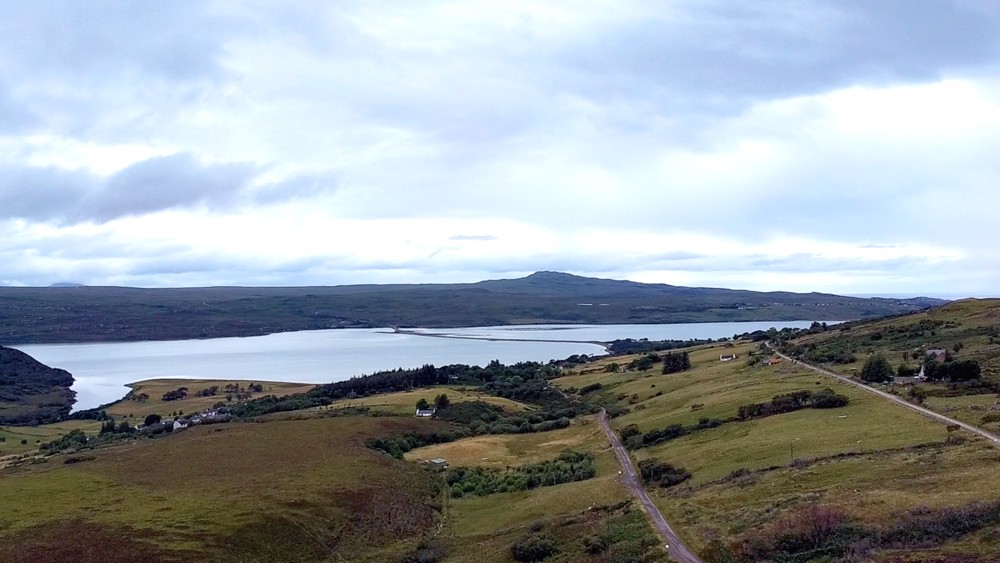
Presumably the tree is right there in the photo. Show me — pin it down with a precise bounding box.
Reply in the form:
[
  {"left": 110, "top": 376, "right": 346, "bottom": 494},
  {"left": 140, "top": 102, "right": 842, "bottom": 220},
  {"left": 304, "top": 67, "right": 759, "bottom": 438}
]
[
  {"left": 860, "top": 353, "right": 893, "bottom": 383},
  {"left": 662, "top": 351, "right": 691, "bottom": 374},
  {"left": 416, "top": 398, "right": 430, "bottom": 411},
  {"left": 143, "top": 413, "right": 162, "bottom": 427},
  {"left": 434, "top": 393, "right": 450, "bottom": 409}
]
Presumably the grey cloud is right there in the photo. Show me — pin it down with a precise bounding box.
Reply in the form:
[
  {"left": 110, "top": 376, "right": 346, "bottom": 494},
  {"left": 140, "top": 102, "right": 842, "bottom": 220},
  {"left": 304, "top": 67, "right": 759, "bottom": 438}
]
[
  {"left": 0, "top": 154, "right": 257, "bottom": 223},
  {"left": 86, "top": 154, "right": 256, "bottom": 222},
  {"left": 555, "top": 1, "right": 1000, "bottom": 115},
  {"left": 0, "top": 1, "right": 233, "bottom": 82},
  {"left": 251, "top": 173, "right": 340, "bottom": 205}
]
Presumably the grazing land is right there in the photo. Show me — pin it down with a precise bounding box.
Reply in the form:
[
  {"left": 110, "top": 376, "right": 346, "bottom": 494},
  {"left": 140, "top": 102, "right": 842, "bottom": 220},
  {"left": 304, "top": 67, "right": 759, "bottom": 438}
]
[
  {"left": 549, "top": 313, "right": 1000, "bottom": 562},
  {"left": 0, "top": 416, "right": 450, "bottom": 563},
  {"left": 0, "top": 271, "right": 942, "bottom": 343},
  {"left": 102, "top": 378, "right": 316, "bottom": 427},
  {"left": 331, "top": 386, "right": 531, "bottom": 416}
]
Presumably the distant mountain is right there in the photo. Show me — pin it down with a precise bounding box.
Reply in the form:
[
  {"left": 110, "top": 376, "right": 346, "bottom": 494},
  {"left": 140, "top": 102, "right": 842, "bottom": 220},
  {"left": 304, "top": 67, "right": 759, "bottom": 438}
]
[
  {"left": 0, "top": 272, "right": 947, "bottom": 344},
  {"left": 48, "top": 282, "right": 86, "bottom": 288}
]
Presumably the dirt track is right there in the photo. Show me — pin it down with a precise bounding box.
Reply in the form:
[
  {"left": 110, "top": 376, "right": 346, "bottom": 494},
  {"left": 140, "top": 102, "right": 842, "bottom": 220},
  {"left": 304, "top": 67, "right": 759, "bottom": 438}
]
[{"left": 598, "top": 409, "right": 702, "bottom": 563}]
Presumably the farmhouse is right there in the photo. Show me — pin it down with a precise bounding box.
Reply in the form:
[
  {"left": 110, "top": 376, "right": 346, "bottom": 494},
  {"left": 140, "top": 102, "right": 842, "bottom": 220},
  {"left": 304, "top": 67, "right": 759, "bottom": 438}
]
[
  {"left": 764, "top": 357, "right": 782, "bottom": 366},
  {"left": 926, "top": 349, "right": 949, "bottom": 362},
  {"left": 428, "top": 458, "right": 448, "bottom": 470},
  {"left": 415, "top": 408, "right": 436, "bottom": 417},
  {"left": 720, "top": 354, "right": 737, "bottom": 362}
]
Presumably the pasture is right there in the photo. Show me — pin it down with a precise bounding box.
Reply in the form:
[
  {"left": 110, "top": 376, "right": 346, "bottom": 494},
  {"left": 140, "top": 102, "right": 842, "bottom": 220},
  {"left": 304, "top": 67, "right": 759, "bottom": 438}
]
[{"left": 0, "top": 416, "right": 449, "bottom": 562}]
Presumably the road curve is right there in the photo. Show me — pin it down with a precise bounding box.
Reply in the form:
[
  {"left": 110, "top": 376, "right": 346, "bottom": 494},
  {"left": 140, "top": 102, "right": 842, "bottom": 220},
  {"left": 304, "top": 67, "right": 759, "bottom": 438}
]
[
  {"left": 598, "top": 409, "right": 703, "bottom": 563},
  {"left": 767, "top": 344, "right": 1000, "bottom": 448}
]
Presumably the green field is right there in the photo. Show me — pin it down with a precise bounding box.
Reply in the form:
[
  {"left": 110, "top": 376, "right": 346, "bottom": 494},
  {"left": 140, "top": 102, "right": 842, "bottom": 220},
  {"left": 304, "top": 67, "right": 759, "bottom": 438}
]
[{"left": 328, "top": 385, "right": 531, "bottom": 416}]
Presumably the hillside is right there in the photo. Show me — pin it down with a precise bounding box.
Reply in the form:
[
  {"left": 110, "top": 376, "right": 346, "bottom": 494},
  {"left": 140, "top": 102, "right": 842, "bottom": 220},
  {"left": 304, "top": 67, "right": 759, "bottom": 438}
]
[
  {"left": 0, "top": 272, "right": 944, "bottom": 344},
  {"left": 779, "top": 298, "right": 1000, "bottom": 432},
  {"left": 553, "top": 339, "right": 1000, "bottom": 561},
  {"left": 0, "top": 346, "right": 74, "bottom": 425}
]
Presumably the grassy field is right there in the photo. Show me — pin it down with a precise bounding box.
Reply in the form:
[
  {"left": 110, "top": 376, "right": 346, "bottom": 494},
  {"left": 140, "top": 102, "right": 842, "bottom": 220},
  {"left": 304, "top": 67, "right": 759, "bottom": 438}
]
[
  {"left": 0, "top": 420, "right": 101, "bottom": 457},
  {"left": 409, "top": 413, "right": 666, "bottom": 562},
  {"left": 0, "top": 416, "right": 450, "bottom": 562},
  {"left": 327, "top": 385, "right": 531, "bottom": 416},
  {"left": 405, "top": 414, "right": 606, "bottom": 467},
  {"left": 103, "top": 378, "right": 315, "bottom": 425}
]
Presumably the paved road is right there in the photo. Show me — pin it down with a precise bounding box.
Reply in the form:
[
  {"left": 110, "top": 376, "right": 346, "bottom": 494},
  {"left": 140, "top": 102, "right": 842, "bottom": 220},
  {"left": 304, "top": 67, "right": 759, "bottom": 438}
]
[
  {"left": 598, "top": 409, "right": 703, "bottom": 563},
  {"left": 767, "top": 345, "right": 1000, "bottom": 448}
]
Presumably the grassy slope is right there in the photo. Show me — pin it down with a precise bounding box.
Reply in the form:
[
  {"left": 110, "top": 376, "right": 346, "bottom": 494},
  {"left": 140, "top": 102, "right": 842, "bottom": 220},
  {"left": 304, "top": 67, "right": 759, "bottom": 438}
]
[
  {"left": 330, "top": 385, "right": 530, "bottom": 416},
  {"left": 413, "top": 416, "right": 666, "bottom": 562},
  {"left": 790, "top": 299, "right": 1000, "bottom": 429},
  {"left": 104, "top": 378, "right": 315, "bottom": 425},
  {"left": 0, "top": 416, "right": 449, "bottom": 563},
  {"left": 552, "top": 339, "right": 1000, "bottom": 560}
]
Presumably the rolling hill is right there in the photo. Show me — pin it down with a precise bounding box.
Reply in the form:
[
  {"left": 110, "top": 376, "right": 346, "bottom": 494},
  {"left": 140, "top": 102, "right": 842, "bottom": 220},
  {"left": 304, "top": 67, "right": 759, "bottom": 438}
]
[{"left": 0, "top": 271, "right": 944, "bottom": 344}]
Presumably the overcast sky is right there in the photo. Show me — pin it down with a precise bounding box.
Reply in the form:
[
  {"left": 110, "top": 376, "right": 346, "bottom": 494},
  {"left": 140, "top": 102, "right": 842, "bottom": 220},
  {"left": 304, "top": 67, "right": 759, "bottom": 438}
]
[{"left": 2, "top": 1, "right": 998, "bottom": 296}]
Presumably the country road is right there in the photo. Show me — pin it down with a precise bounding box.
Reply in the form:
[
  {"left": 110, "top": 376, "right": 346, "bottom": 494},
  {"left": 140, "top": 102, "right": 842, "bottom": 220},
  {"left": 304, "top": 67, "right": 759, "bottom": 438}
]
[
  {"left": 598, "top": 409, "right": 703, "bottom": 563},
  {"left": 767, "top": 345, "right": 1000, "bottom": 448}
]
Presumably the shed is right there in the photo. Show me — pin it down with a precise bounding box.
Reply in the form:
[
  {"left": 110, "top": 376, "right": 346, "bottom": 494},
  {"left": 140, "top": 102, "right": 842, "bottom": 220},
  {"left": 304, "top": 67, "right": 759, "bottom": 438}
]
[{"left": 428, "top": 458, "right": 448, "bottom": 470}]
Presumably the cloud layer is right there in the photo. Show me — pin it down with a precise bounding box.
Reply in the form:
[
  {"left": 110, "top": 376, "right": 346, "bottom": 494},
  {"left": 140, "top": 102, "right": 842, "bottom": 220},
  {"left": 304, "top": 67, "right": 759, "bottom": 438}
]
[{"left": 1, "top": 1, "right": 998, "bottom": 296}]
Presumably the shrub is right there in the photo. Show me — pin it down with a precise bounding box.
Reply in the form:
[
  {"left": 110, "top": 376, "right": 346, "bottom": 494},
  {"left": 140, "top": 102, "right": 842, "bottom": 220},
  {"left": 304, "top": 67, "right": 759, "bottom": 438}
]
[{"left": 511, "top": 533, "right": 558, "bottom": 562}]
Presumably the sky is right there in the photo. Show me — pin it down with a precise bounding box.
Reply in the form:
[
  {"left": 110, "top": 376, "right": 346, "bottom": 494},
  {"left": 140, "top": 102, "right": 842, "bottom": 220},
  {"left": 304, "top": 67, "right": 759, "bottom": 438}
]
[{"left": 1, "top": 1, "right": 999, "bottom": 297}]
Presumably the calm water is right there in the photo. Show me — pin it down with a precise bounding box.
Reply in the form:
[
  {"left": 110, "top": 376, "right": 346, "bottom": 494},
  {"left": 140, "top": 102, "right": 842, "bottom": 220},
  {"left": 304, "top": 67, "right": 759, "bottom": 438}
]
[{"left": 14, "top": 321, "right": 819, "bottom": 411}]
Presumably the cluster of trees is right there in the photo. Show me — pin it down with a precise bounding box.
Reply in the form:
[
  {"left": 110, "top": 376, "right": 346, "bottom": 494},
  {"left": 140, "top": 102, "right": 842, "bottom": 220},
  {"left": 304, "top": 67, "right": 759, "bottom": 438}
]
[
  {"left": 446, "top": 451, "right": 595, "bottom": 498},
  {"left": 367, "top": 430, "right": 468, "bottom": 459},
  {"left": 737, "top": 389, "right": 849, "bottom": 420},
  {"left": 626, "top": 353, "right": 660, "bottom": 371},
  {"left": 39, "top": 428, "right": 88, "bottom": 452},
  {"left": 606, "top": 338, "right": 715, "bottom": 355},
  {"left": 620, "top": 417, "right": 722, "bottom": 449},
  {"left": 661, "top": 351, "right": 691, "bottom": 374},
  {"left": 923, "top": 358, "right": 982, "bottom": 382},
  {"left": 227, "top": 394, "right": 332, "bottom": 418},
  {"left": 415, "top": 394, "right": 450, "bottom": 411},
  {"left": 863, "top": 352, "right": 983, "bottom": 384},
  {"left": 196, "top": 386, "right": 220, "bottom": 397},
  {"left": 510, "top": 533, "right": 558, "bottom": 562},
  {"left": 637, "top": 458, "right": 692, "bottom": 488},
  {"left": 161, "top": 387, "right": 188, "bottom": 401},
  {"left": 99, "top": 419, "right": 137, "bottom": 435}
]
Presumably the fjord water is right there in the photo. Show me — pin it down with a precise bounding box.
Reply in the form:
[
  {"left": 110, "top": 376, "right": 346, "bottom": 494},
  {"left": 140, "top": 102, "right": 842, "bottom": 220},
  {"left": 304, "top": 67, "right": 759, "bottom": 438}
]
[{"left": 15, "top": 321, "right": 818, "bottom": 411}]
